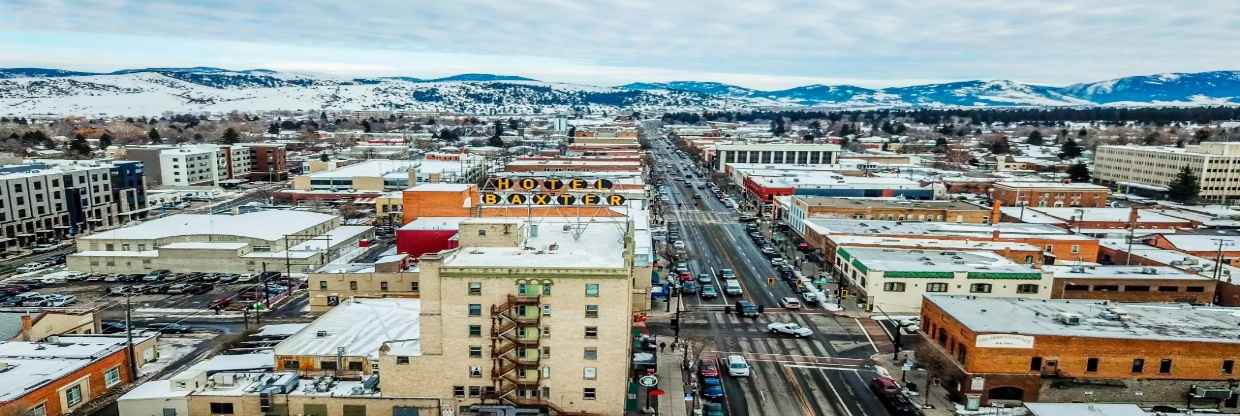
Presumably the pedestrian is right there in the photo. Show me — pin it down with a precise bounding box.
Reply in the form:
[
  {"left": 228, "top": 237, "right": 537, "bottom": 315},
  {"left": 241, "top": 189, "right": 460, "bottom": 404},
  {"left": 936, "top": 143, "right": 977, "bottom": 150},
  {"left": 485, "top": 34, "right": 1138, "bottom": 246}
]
[{"left": 659, "top": 342, "right": 667, "bottom": 352}]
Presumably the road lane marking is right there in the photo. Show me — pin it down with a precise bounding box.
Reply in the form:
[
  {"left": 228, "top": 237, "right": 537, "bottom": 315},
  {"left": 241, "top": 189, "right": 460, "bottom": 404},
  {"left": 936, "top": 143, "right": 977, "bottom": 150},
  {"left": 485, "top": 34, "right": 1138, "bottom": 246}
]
[
  {"left": 781, "top": 364, "right": 817, "bottom": 416},
  {"left": 854, "top": 318, "right": 879, "bottom": 353},
  {"left": 820, "top": 368, "right": 855, "bottom": 416}
]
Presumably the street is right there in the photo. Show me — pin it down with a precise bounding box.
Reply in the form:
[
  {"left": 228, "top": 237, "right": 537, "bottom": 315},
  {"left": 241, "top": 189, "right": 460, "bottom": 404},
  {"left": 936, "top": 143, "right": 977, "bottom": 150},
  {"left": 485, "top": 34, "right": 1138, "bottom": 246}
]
[{"left": 649, "top": 137, "right": 896, "bottom": 416}]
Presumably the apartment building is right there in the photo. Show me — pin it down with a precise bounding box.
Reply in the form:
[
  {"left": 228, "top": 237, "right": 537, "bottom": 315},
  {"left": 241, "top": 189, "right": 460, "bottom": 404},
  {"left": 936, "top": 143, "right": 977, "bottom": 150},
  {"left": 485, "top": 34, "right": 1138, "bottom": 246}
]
[
  {"left": 833, "top": 247, "right": 1052, "bottom": 313},
  {"left": 710, "top": 142, "right": 841, "bottom": 172},
  {"left": 918, "top": 295, "right": 1240, "bottom": 409},
  {"left": 124, "top": 143, "right": 288, "bottom": 187},
  {"left": 1096, "top": 142, "right": 1240, "bottom": 203},
  {"left": 0, "top": 161, "right": 147, "bottom": 251}
]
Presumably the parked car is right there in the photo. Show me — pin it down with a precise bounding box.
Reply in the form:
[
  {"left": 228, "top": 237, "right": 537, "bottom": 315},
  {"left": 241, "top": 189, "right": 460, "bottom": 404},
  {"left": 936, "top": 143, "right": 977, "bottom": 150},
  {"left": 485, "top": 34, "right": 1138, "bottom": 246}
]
[
  {"left": 147, "top": 323, "right": 192, "bottom": 334},
  {"left": 701, "top": 377, "right": 725, "bottom": 400},
  {"left": 166, "top": 284, "right": 193, "bottom": 295},
  {"left": 44, "top": 294, "right": 77, "bottom": 307},
  {"left": 725, "top": 355, "right": 751, "bottom": 377},
  {"left": 768, "top": 322, "right": 814, "bottom": 338},
  {"left": 31, "top": 243, "right": 62, "bottom": 253},
  {"left": 681, "top": 280, "right": 698, "bottom": 294},
  {"left": 703, "top": 403, "right": 725, "bottom": 416},
  {"left": 142, "top": 269, "right": 170, "bottom": 282},
  {"left": 699, "top": 357, "right": 720, "bottom": 378},
  {"left": 15, "top": 263, "right": 44, "bottom": 273},
  {"left": 100, "top": 321, "right": 128, "bottom": 334}
]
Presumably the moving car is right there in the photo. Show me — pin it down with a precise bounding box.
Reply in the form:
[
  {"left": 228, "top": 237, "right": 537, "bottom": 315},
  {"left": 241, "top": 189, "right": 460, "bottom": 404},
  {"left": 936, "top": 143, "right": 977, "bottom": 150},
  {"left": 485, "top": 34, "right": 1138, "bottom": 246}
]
[
  {"left": 718, "top": 268, "right": 735, "bottom": 279},
  {"left": 778, "top": 297, "right": 802, "bottom": 309},
  {"left": 696, "top": 273, "right": 712, "bottom": 284},
  {"left": 768, "top": 322, "right": 814, "bottom": 338},
  {"left": 699, "top": 284, "right": 719, "bottom": 299},
  {"left": 725, "top": 355, "right": 751, "bottom": 377},
  {"left": 723, "top": 280, "right": 744, "bottom": 297},
  {"left": 681, "top": 280, "right": 698, "bottom": 294},
  {"left": 734, "top": 300, "right": 758, "bottom": 317}
]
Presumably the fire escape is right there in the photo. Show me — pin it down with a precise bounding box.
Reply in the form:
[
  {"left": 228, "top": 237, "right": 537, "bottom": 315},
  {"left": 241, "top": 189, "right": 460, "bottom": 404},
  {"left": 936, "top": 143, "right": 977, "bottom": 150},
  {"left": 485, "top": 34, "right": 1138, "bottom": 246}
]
[{"left": 489, "top": 294, "right": 587, "bottom": 415}]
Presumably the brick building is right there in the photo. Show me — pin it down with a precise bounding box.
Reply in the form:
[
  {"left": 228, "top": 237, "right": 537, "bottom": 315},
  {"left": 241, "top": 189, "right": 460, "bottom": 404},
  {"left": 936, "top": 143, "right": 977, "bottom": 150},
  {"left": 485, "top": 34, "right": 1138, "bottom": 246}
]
[
  {"left": 789, "top": 197, "right": 990, "bottom": 224},
  {"left": 0, "top": 335, "right": 155, "bottom": 416},
  {"left": 991, "top": 182, "right": 1110, "bottom": 208},
  {"left": 1048, "top": 265, "right": 1218, "bottom": 304},
  {"left": 917, "top": 295, "right": 1240, "bottom": 410}
]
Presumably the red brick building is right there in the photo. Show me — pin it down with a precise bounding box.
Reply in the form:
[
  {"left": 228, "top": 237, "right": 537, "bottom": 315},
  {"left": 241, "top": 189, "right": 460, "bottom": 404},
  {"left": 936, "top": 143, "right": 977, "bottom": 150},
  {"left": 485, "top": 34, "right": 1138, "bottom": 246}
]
[
  {"left": 246, "top": 143, "right": 289, "bottom": 182},
  {"left": 0, "top": 335, "right": 155, "bottom": 416},
  {"left": 1048, "top": 265, "right": 1217, "bottom": 304},
  {"left": 918, "top": 295, "right": 1240, "bottom": 410},
  {"left": 991, "top": 182, "right": 1110, "bottom": 208}
]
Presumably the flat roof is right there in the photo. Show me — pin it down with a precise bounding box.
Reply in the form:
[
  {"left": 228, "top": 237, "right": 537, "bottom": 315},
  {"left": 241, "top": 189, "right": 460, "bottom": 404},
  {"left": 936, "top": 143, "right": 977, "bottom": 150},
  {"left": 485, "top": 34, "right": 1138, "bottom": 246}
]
[
  {"left": 1025, "top": 403, "right": 1148, "bottom": 416},
  {"left": 274, "top": 298, "right": 420, "bottom": 359},
  {"left": 82, "top": 210, "right": 336, "bottom": 242},
  {"left": 1156, "top": 234, "right": 1240, "bottom": 251},
  {"left": 160, "top": 242, "right": 249, "bottom": 250},
  {"left": 399, "top": 217, "right": 469, "bottom": 231},
  {"left": 830, "top": 236, "right": 1039, "bottom": 252},
  {"left": 994, "top": 181, "right": 1109, "bottom": 190},
  {"left": 1026, "top": 207, "right": 1190, "bottom": 224},
  {"left": 804, "top": 218, "right": 1086, "bottom": 240},
  {"left": 406, "top": 183, "right": 472, "bottom": 192},
  {"left": 307, "top": 160, "right": 419, "bottom": 179},
  {"left": 843, "top": 247, "right": 1037, "bottom": 274},
  {"left": 0, "top": 336, "right": 142, "bottom": 401},
  {"left": 443, "top": 217, "right": 628, "bottom": 269},
  {"left": 1046, "top": 265, "right": 1211, "bottom": 281},
  {"left": 926, "top": 294, "right": 1240, "bottom": 344},
  {"left": 750, "top": 174, "right": 926, "bottom": 190},
  {"left": 798, "top": 197, "right": 984, "bottom": 210}
]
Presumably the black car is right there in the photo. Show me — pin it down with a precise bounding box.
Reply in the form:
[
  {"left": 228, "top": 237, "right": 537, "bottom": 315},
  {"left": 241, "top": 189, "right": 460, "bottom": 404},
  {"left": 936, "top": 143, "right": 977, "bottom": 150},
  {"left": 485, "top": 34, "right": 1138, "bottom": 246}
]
[
  {"left": 147, "top": 323, "right": 193, "bottom": 334},
  {"left": 101, "top": 320, "right": 128, "bottom": 334}
]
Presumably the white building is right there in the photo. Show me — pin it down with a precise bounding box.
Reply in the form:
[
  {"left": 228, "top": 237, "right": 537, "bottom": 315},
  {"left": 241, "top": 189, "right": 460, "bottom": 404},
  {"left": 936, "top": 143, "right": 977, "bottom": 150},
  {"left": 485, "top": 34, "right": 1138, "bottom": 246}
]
[
  {"left": 710, "top": 142, "right": 841, "bottom": 172},
  {"left": 1095, "top": 142, "right": 1240, "bottom": 203},
  {"left": 833, "top": 247, "right": 1052, "bottom": 314}
]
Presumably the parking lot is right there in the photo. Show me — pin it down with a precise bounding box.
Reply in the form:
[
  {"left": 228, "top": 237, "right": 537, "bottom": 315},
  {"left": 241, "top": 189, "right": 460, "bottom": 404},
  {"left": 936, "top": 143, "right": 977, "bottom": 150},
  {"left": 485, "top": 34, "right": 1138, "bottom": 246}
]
[{"left": 0, "top": 267, "right": 300, "bottom": 312}]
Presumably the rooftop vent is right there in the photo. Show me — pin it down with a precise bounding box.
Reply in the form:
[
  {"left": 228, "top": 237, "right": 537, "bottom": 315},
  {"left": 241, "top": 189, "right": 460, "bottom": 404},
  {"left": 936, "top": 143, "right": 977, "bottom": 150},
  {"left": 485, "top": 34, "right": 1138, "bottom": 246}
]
[
  {"left": 1055, "top": 313, "right": 1082, "bottom": 326},
  {"left": 1141, "top": 267, "right": 1158, "bottom": 275},
  {"left": 315, "top": 330, "right": 329, "bottom": 337}
]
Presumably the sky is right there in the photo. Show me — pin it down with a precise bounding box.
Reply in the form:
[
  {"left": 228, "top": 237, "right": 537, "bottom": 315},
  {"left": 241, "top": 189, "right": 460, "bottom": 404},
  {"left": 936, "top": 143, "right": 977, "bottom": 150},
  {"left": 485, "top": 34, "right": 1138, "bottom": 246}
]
[{"left": 2, "top": 0, "right": 1239, "bottom": 89}]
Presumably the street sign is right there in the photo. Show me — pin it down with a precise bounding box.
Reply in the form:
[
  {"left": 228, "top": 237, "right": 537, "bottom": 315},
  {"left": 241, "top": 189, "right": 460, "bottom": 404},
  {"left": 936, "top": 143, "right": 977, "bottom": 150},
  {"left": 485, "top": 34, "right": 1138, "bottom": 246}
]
[{"left": 639, "top": 375, "right": 659, "bottom": 388}]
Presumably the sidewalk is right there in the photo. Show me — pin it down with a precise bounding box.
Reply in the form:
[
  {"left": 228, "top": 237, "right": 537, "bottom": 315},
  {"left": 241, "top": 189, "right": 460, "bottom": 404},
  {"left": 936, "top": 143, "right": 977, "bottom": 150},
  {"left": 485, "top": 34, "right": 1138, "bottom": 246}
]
[
  {"left": 654, "top": 344, "right": 692, "bottom": 416},
  {"left": 872, "top": 351, "right": 958, "bottom": 416}
]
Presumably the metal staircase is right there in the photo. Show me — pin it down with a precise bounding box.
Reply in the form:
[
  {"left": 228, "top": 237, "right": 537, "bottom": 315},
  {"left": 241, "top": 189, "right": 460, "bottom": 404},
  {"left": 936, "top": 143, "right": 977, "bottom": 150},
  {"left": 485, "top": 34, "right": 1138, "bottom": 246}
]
[{"left": 488, "top": 294, "right": 589, "bottom": 415}]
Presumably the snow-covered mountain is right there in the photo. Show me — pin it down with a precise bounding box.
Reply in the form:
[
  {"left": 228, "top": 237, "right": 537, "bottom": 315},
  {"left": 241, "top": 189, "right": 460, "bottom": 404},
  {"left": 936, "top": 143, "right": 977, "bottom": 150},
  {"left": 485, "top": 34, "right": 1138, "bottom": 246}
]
[{"left": 2, "top": 67, "right": 1240, "bottom": 116}]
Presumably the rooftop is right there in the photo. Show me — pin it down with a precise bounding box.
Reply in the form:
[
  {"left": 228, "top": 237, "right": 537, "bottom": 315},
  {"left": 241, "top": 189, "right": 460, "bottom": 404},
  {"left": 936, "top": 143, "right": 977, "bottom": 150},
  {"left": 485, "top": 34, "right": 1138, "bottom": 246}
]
[
  {"left": 1155, "top": 234, "right": 1240, "bottom": 251},
  {"left": 829, "top": 236, "right": 1040, "bottom": 253},
  {"left": 306, "top": 160, "right": 419, "bottom": 179},
  {"left": 1046, "top": 265, "right": 1211, "bottom": 281},
  {"left": 843, "top": 247, "right": 1038, "bottom": 274},
  {"left": 82, "top": 210, "right": 336, "bottom": 242},
  {"left": 994, "top": 181, "right": 1109, "bottom": 190},
  {"left": 274, "top": 298, "right": 420, "bottom": 359},
  {"left": 0, "top": 335, "right": 146, "bottom": 402},
  {"left": 804, "top": 218, "right": 1085, "bottom": 240},
  {"left": 443, "top": 217, "right": 629, "bottom": 270},
  {"left": 927, "top": 294, "right": 1240, "bottom": 344},
  {"left": 797, "top": 197, "right": 984, "bottom": 210},
  {"left": 406, "top": 183, "right": 472, "bottom": 192}
]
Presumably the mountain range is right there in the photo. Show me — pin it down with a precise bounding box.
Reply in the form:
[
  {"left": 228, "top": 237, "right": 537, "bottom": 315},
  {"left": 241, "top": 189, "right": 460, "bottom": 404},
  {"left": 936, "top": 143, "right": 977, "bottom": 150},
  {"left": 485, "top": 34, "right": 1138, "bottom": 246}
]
[{"left": 1, "top": 67, "right": 1239, "bottom": 116}]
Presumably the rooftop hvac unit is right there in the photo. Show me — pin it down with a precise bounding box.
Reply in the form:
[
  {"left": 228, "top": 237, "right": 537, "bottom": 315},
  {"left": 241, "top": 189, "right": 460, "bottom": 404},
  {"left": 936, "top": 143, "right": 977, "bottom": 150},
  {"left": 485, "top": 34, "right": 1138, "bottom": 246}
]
[
  {"left": 1055, "top": 313, "right": 1082, "bottom": 326},
  {"left": 1142, "top": 267, "right": 1159, "bottom": 275},
  {"left": 1194, "top": 386, "right": 1234, "bottom": 400},
  {"left": 316, "top": 330, "right": 329, "bottom": 337}
]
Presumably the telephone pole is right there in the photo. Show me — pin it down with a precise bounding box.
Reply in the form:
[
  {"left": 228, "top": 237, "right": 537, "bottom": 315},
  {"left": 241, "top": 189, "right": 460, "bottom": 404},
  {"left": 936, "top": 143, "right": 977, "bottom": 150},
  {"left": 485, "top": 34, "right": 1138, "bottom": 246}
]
[{"left": 124, "top": 289, "right": 138, "bottom": 378}]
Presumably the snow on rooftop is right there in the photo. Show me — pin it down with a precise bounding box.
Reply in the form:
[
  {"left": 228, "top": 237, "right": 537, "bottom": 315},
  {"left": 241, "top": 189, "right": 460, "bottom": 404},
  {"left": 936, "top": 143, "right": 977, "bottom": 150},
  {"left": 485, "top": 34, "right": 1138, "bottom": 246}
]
[
  {"left": 927, "top": 294, "right": 1240, "bottom": 344},
  {"left": 82, "top": 210, "right": 336, "bottom": 242},
  {"left": 274, "top": 298, "right": 420, "bottom": 359},
  {"left": 1046, "top": 265, "right": 1209, "bottom": 281},
  {"left": 307, "top": 160, "right": 419, "bottom": 179},
  {"left": 844, "top": 247, "right": 1036, "bottom": 274},
  {"left": 160, "top": 242, "right": 249, "bottom": 250},
  {"left": 399, "top": 217, "right": 469, "bottom": 231},
  {"left": 407, "top": 183, "right": 472, "bottom": 192},
  {"left": 830, "top": 235, "right": 1039, "bottom": 252},
  {"left": 443, "top": 217, "right": 628, "bottom": 269},
  {"left": 1025, "top": 403, "right": 1149, "bottom": 416},
  {"left": 255, "top": 323, "right": 309, "bottom": 338},
  {"left": 1157, "top": 234, "right": 1240, "bottom": 251}
]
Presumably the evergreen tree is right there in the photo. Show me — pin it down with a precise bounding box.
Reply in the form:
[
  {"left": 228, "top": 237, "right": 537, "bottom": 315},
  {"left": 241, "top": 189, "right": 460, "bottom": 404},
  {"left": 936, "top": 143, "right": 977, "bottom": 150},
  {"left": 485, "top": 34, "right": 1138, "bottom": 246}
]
[
  {"left": 566, "top": 126, "right": 576, "bottom": 139},
  {"left": 68, "top": 134, "right": 92, "bottom": 156},
  {"left": 1077, "top": 127, "right": 1088, "bottom": 138},
  {"left": 361, "top": 120, "right": 372, "bottom": 133},
  {"left": 1027, "top": 130, "right": 1044, "bottom": 146},
  {"left": 267, "top": 123, "right": 280, "bottom": 135},
  {"left": 989, "top": 136, "right": 1011, "bottom": 154},
  {"left": 933, "top": 137, "right": 948, "bottom": 153},
  {"left": 1067, "top": 162, "right": 1091, "bottom": 182},
  {"left": 438, "top": 128, "right": 459, "bottom": 142},
  {"left": 1143, "top": 132, "right": 1160, "bottom": 145},
  {"left": 1194, "top": 128, "right": 1212, "bottom": 142},
  {"left": 487, "top": 135, "right": 504, "bottom": 147},
  {"left": 1167, "top": 166, "right": 1200, "bottom": 204},
  {"left": 98, "top": 133, "right": 113, "bottom": 149},
  {"left": 770, "top": 118, "right": 786, "bottom": 136},
  {"left": 222, "top": 127, "right": 241, "bottom": 145},
  {"left": 1058, "top": 138, "right": 1083, "bottom": 159},
  {"left": 147, "top": 128, "right": 161, "bottom": 144}
]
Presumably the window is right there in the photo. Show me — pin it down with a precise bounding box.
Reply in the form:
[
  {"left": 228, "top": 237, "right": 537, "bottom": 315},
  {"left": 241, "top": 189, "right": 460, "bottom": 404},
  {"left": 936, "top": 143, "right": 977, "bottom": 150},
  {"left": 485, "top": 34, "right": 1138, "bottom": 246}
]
[
  {"left": 342, "top": 405, "right": 366, "bottom": 416},
  {"left": 1224, "top": 360, "right": 1235, "bottom": 375},
  {"left": 468, "top": 282, "right": 482, "bottom": 296},
  {"left": 542, "top": 304, "right": 552, "bottom": 316},
  {"left": 28, "top": 403, "right": 45, "bottom": 416},
  {"left": 209, "top": 403, "right": 235, "bottom": 415},
  {"left": 585, "top": 283, "right": 599, "bottom": 297},
  {"left": 543, "top": 326, "right": 551, "bottom": 337},
  {"left": 585, "top": 326, "right": 598, "bottom": 338},
  {"left": 583, "top": 388, "right": 597, "bottom": 400},
  {"left": 1086, "top": 358, "right": 1100, "bottom": 372},
  {"left": 349, "top": 281, "right": 358, "bottom": 290},
  {"left": 584, "top": 347, "right": 598, "bottom": 360},
  {"left": 319, "top": 281, "right": 327, "bottom": 290},
  {"left": 584, "top": 367, "right": 597, "bottom": 380},
  {"left": 320, "top": 361, "right": 338, "bottom": 370},
  {"left": 469, "top": 325, "right": 482, "bottom": 337},
  {"left": 1070, "top": 245, "right": 1080, "bottom": 254},
  {"left": 105, "top": 366, "right": 122, "bottom": 387},
  {"left": 1186, "top": 286, "right": 1205, "bottom": 292},
  {"left": 411, "top": 282, "right": 419, "bottom": 292},
  {"left": 478, "top": 229, "right": 487, "bottom": 236},
  {"left": 453, "top": 386, "right": 465, "bottom": 397},
  {"left": 882, "top": 282, "right": 906, "bottom": 292},
  {"left": 1132, "top": 358, "right": 1145, "bottom": 373},
  {"left": 1016, "top": 284, "right": 1039, "bottom": 294},
  {"left": 1064, "top": 284, "right": 1089, "bottom": 291},
  {"left": 380, "top": 282, "right": 389, "bottom": 291},
  {"left": 284, "top": 360, "right": 300, "bottom": 369},
  {"left": 1159, "top": 359, "right": 1173, "bottom": 374},
  {"left": 1157, "top": 286, "right": 1179, "bottom": 292},
  {"left": 1092, "top": 285, "right": 1119, "bottom": 292},
  {"left": 969, "top": 283, "right": 992, "bottom": 293},
  {"left": 1125, "top": 285, "right": 1150, "bottom": 292},
  {"left": 469, "top": 366, "right": 482, "bottom": 378},
  {"left": 468, "top": 386, "right": 482, "bottom": 398},
  {"left": 469, "top": 346, "right": 483, "bottom": 358},
  {"left": 468, "top": 304, "right": 482, "bottom": 316},
  {"left": 66, "top": 384, "right": 83, "bottom": 407},
  {"left": 1030, "top": 357, "right": 1042, "bottom": 372},
  {"left": 926, "top": 283, "right": 948, "bottom": 293},
  {"left": 162, "top": 408, "right": 176, "bottom": 416},
  {"left": 543, "top": 346, "right": 551, "bottom": 357},
  {"left": 585, "top": 305, "right": 599, "bottom": 318},
  {"left": 396, "top": 356, "right": 409, "bottom": 365},
  {"left": 542, "top": 284, "right": 552, "bottom": 296}
]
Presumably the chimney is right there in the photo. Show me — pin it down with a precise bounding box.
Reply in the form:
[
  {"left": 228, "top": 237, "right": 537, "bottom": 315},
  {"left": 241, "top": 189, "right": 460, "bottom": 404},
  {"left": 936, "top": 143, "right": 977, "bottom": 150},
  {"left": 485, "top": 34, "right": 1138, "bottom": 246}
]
[
  {"left": 1129, "top": 207, "right": 1139, "bottom": 227},
  {"left": 990, "top": 200, "right": 1002, "bottom": 224},
  {"left": 991, "top": 229, "right": 1000, "bottom": 242}
]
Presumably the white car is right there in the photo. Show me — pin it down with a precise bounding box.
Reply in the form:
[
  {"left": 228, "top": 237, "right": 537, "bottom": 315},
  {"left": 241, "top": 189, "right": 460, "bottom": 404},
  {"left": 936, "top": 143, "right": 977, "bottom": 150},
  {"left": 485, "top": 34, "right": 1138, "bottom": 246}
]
[
  {"left": 767, "top": 322, "right": 814, "bottom": 338},
  {"left": 15, "top": 263, "right": 44, "bottom": 273},
  {"left": 778, "top": 297, "right": 802, "bottom": 309},
  {"left": 725, "top": 354, "right": 751, "bottom": 377}
]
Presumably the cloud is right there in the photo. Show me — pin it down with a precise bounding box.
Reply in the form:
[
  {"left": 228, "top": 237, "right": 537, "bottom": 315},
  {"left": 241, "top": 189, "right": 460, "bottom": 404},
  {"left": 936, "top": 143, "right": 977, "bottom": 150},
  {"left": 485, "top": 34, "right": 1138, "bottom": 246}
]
[{"left": 2, "top": 0, "right": 1239, "bottom": 88}]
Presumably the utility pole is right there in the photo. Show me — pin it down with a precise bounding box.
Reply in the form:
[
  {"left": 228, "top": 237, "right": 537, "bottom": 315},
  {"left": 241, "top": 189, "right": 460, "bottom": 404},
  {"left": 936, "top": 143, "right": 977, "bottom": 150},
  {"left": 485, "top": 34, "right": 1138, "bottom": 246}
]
[
  {"left": 1212, "top": 238, "right": 1234, "bottom": 280},
  {"left": 124, "top": 288, "right": 138, "bottom": 379}
]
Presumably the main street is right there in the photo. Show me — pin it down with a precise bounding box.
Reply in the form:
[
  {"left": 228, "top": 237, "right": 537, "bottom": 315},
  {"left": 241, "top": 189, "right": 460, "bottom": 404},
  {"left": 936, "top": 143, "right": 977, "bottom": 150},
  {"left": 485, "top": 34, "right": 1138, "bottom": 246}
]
[{"left": 649, "top": 137, "right": 896, "bottom": 416}]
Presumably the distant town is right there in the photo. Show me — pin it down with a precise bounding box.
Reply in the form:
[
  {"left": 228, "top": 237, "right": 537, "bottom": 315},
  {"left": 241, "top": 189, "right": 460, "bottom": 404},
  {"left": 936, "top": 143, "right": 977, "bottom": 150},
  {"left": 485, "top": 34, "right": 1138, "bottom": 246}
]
[{"left": 0, "top": 103, "right": 1239, "bottom": 416}]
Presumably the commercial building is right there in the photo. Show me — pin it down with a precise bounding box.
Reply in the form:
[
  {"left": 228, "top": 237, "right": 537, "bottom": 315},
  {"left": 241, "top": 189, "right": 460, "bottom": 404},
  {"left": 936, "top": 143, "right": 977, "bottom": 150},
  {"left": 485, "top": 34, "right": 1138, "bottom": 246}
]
[
  {"left": 990, "top": 181, "right": 1110, "bottom": 208},
  {"left": 833, "top": 247, "right": 1051, "bottom": 313},
  {"left": 1047, "top": 265, "right": 1217, "bottom": 304},
  {"left": 275, "top": 298, "right": 421, "bottom": 378},
  {"left": 918, "top": 295, "right": 1240, "bottom": 410},
  {"left": 1146, "top": 234, "right": 1240, "bottom": 265},
  {"left": 0, "top": 334, "right": 156, "bottom": 416},
  {"left": 0, "top": 160, "right": 150, "bottom": 252},
  {"left": 67, "top": 210, "right": 373, "bottom": 274},
  {"left": 709, "top": 142, "right": 841, "bottom": 172},
  {"left": 309, "top": 254, "right": 419, "bottom": 312},
  {"left": 292, "top": 160, "right": 420, "bottom": 192},
  {"left": 788, "top": 197, "right": 989, "bottom": 226},
  {"left": 1096, "top": 142, "right": 1240, "bottom": 203},
  {"left": 800, "top": 219, "right": 1100, "bottom": 266}
]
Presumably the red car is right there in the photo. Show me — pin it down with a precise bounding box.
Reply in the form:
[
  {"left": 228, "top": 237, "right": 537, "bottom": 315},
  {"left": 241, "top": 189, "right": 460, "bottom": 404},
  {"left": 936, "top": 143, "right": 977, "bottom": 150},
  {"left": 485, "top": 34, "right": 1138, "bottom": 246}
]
[
  {"left": 679, "top": 272, "right": 693, "bottom": 282},
  {"left": 699, "top": 357, "right": 720, "bottom": 378}
]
